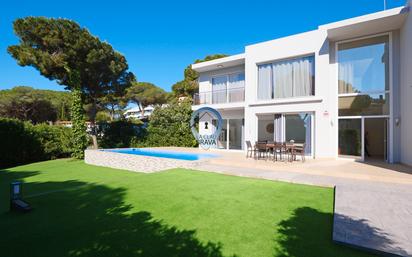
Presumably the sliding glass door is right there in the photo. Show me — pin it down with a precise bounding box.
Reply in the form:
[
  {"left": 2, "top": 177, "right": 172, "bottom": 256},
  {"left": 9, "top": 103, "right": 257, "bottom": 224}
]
[
  {"left": 285, "top": 114, "right": 312, "bottom": 155},
  {"left": 338, "top": 119, "right": 361, "bottom": 158},
  {"left": 213, "top": 118, "right": 243, "bottom": 150},
  {"left": 229, "top": 119, "right": 243, "bottom": 149},
  {"left": 257, "top": 113, "right": 313, "bottom": 156}
]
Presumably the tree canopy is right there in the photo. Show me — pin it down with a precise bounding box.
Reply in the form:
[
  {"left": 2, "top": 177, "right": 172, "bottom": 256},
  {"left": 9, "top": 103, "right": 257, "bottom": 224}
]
[
  {"left": 126, "top": 82, "right": 168, "bottom": 109},
  {"left": 7, "top": 17, "right": 135, "bottom": 123},
  {"left": 172, "top": 54, "right": 227, "bottom": 97},
  {"left": 0, "top": 86, "right": 71, "bottom": 123}
]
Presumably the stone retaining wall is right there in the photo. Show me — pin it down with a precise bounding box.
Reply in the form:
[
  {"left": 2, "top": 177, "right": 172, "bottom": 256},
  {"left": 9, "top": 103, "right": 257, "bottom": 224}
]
[{"left": 85, "top": 149, "right": 207, "bottom": 173}]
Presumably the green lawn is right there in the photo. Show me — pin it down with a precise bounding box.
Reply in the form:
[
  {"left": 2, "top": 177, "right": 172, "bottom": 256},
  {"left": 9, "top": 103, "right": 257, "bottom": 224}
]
[{"left": 0, "top": 159, "right": 375, "bottom": 257}]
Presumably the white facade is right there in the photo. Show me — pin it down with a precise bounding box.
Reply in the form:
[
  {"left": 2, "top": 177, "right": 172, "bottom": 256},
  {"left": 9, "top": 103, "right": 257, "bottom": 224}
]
[
  {"left": 124, "top": 106, "right": 155, "bottom": 120},
  {"left": 192, "top": 2, "right": 412, "bottom": 164}
]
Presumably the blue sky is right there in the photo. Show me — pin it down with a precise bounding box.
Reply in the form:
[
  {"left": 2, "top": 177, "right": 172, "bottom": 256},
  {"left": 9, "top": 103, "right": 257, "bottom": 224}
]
[{"left": 0, "top": 0, "right": 404, "bottom": 92}]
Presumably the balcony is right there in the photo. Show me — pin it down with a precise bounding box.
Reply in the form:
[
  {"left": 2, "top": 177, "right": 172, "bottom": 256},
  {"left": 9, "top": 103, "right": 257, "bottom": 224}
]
[{"left": 193, "top": 87, "right": 245, "bottom": 105}]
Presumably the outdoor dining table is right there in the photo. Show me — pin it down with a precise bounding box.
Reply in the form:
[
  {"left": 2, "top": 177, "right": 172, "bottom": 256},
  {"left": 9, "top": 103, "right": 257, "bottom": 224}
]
[{"left": 265, "top": 142, "right": 296, "bottom": 162}]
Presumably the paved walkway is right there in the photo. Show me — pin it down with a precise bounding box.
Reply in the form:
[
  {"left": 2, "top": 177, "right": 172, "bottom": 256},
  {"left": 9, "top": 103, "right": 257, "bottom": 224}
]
[{"left": 194, "top": 163, "right": 412, "bottom": 257}]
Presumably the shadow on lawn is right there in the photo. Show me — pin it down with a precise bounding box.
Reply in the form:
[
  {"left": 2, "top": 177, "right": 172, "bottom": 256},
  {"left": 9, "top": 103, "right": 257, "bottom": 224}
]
[
  {"left": 0, "top": 170, "right": 232, "bottom": 257},
  {"left": 274, "top": 207, "right": 398, "bottom": 257}
]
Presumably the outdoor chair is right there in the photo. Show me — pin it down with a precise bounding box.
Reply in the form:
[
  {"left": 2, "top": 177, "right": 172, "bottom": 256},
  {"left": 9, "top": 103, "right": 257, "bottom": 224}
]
[
  {"left": 272, "top": 142, "right": 285, "bottom": 161},
  {"left": 246, "top": 140, "right": 257, "bottom": 158},
  {"left": 266, "top": 140, "right": 274, "bottom": 154},
  {"left": 285, "top": 142, "right": 295, "bottom": 162},
  {"left": 255, "top": 141, "right": 269, "bottom": 160},
  {"left": 293, "top": 143, "right": 306, "bottom": 162}
]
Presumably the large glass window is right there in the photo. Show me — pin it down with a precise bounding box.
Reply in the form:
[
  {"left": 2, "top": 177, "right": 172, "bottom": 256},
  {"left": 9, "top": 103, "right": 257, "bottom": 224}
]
[
  {"left": 339, "top": 119, "right": 361, "bottom": 157},
  {"left": 338, "top": 93, "right": 389, "bottom": 116},
  {"left": 257, "top": 113, "right": 312, "bottom": 155},
  {"left": 338, "top": 35, "right": 390, "bottom": 117},
  {"left": 212, "top": 75, "right": 227, "bottom": 104},
  {"left": 211, "top": 73, "right": 245, "bottom": 104},
  {"left": 257, "top": 56, "right": 315, "bottom": 100},
  {"left": 228, "top": 73, "right": 245, "bottom": 103},
  {"left": 212, "top": 119, "right": 227, "bottom": 149},
  {"left": 338, "top": 35, "right": 389, "bottom": 94},
  {"left": 229, "top": 119, "right": 243, "bottom": 149},
  {"left": 285, "top": 114, "right": 312, "bottom": 155}
]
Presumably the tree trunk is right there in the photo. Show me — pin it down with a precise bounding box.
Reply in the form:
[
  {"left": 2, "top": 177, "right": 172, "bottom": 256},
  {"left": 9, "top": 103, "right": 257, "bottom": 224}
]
[
  {"left": 139, "top": 102, "right": 145, "bottom": 117},
  {"left": 110, "top": 104, "right": 115, "bottom": 121},
  {"left": 89, "top": 100, "right": 98, "bottom": 149}
]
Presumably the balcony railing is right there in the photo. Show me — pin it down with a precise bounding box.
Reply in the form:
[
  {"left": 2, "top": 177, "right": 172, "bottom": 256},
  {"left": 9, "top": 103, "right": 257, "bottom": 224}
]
[{"left": 193, "top": 87, "right": 245, "bottom": 105}]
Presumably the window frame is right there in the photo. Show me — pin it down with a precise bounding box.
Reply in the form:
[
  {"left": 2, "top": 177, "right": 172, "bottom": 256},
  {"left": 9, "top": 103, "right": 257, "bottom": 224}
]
[
  {"left": 337, "top": 34, "right": 390, "bottom": 97},
  {"left": 335, "top": 32, "right": 393, "bottom": 162},
  {"left": 210, "top": 71, "right": 245, "bottom": 103},
  {"left": 256, "top": 54, "right": 316, "bottom": 101}
]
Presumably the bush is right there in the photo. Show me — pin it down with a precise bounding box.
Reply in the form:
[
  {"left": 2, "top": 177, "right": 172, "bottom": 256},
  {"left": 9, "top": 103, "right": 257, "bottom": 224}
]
[
  {"left": 97, "top": 120, "right": 144, "bottom": 148},
  {"left": 33, "top": 123, "right": 74, "bottom": 159},
  {"left": 0, "top": 118, "right": 43, "bottom": 168},
  {"left": 133, "top": 99, "right": 197, "bottom": 148},
  {"left": 0, "top": 118, "right": 74, "bottom": 169}
]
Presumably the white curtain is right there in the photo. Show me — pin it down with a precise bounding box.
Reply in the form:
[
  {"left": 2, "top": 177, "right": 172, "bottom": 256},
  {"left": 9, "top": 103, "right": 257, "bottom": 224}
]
[
  {"left": 338, "top": 62, "right": 355, "bottom": 94},
  {"left": 229, "top": 73, "right": 245, "bottom": 102},
  {"left": 293, "top": 58, "right": 313, "bottom": 97},
  {"left": 304, "top": 114, "right": 311, "bottom": 154},
  {"left": 258, "top": 56, "right": 314, "bottom": 99},
  {"left": 212, "top": 76, "right": 227, "bottom": 104},
  {"left": 273, "top": 60, "right": 293, "bottom": 98},
  {"left": 274, "top": 114, "right": 284, "bottom": 142},
  {"left": 257, "top": 64, "right": 272, "bottom": 100}
]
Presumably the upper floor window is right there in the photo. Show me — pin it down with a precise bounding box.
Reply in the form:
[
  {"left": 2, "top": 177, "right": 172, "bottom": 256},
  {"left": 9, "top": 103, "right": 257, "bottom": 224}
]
[
  {"left": 338, "top": 35, "right": 390, "bottom": 116},
  {"left": 211, "top": 72, "right": 245, "bottom": 104},
  {"left": 338, "top": 35, "right": 389, "bottom": 95},
  {"left": 257, "top": 56, "right": 315, "bottom": 100}
]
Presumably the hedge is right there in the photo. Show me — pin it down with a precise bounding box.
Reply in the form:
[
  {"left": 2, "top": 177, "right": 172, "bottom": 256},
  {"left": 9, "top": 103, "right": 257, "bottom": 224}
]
[{"left": 0, "top": 118, "right": 74, "bottom": 169}]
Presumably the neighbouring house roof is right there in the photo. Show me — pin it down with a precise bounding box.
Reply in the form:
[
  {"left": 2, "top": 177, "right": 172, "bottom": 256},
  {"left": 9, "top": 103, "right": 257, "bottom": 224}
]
[
  {"left": 124, "top": 105, "right": 155, "bottom": 115},
  {"left": 124, "top": 106, "right": 141, "bottom": 114}
]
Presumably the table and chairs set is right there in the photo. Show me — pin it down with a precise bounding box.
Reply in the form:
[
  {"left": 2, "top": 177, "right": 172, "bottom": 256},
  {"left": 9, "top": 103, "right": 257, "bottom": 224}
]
[{"left": 246, "top": 140, "right": 306, "bottom": 162}]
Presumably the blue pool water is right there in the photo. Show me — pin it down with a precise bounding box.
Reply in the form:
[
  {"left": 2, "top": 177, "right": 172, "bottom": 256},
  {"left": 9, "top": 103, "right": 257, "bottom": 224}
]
[{"left": 102, "top": 148, "right": 219, "bottom": 161}]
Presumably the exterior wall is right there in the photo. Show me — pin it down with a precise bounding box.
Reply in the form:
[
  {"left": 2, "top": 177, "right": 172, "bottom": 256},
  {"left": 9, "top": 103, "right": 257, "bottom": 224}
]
[
  {"left": 400, "top": 4, "right": 412, "bottom": 165},
  {"left": 244, "top": 30, "right": 336, "bottom": 158},
  {"left": 392, "top": 30, "right": 401, "bottom": 163},
  {"left": 193, "top": 4, "right": 410, "bottom": 162}
]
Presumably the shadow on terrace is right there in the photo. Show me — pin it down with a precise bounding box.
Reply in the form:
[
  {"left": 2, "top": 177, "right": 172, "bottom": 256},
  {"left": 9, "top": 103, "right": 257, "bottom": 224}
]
[{"left": 274, "top": 207, "right": 400, "bottom": 257}]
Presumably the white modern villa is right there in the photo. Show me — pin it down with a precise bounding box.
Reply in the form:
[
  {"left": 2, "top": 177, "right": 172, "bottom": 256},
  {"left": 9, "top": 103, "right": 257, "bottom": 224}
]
[
  {"left": 124, "top": 105, "right": 155, "bottom": 120},
  {"left": 192, "top": 1, "right": 412, "bottom": 165}
]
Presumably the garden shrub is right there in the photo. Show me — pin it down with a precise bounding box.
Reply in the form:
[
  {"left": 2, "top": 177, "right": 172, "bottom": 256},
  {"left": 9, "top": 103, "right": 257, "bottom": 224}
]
[
  {"left": 133, "top": 99, "right": 197, "bottom": 148},
  {"left": 0, "top": 118, "right": 74, "bottom": 169},
  {"left": 0, "top": 118, "right": 43, "bottom": 168},
  {"left": 33, "top": 123, "right": 74, "bottom": 159},
  {"left": 97, "top": 120, "right": 144, "bottom": 149}
]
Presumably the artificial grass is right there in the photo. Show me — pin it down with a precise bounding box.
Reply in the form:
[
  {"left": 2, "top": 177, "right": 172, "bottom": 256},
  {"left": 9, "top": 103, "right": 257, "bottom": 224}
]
[{"left": 0, "top": 159, "right": 375, "bottom": 257}]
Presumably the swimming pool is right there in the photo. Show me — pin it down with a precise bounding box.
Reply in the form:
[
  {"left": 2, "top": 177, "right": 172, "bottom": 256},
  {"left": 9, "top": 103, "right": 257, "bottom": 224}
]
[{"left": 102, "top": 148, "right": 219, "bottom": 161}]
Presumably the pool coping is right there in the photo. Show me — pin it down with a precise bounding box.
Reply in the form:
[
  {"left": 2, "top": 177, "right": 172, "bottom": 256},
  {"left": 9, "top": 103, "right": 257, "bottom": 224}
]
[{"left": 84, "top": 149, "right": 211, "bottom": 173}]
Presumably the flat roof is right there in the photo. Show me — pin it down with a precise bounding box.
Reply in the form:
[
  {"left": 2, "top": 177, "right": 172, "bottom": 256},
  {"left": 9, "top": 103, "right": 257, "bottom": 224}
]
[
  {"left": 192, "top": 4, "right": 410, "bottom": 72},
  {"left": 320, "top": 6, "right": 409, "bottom": 40},
  {"left": 191, "top": 53, "right": 245, "bottom": 72}
]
